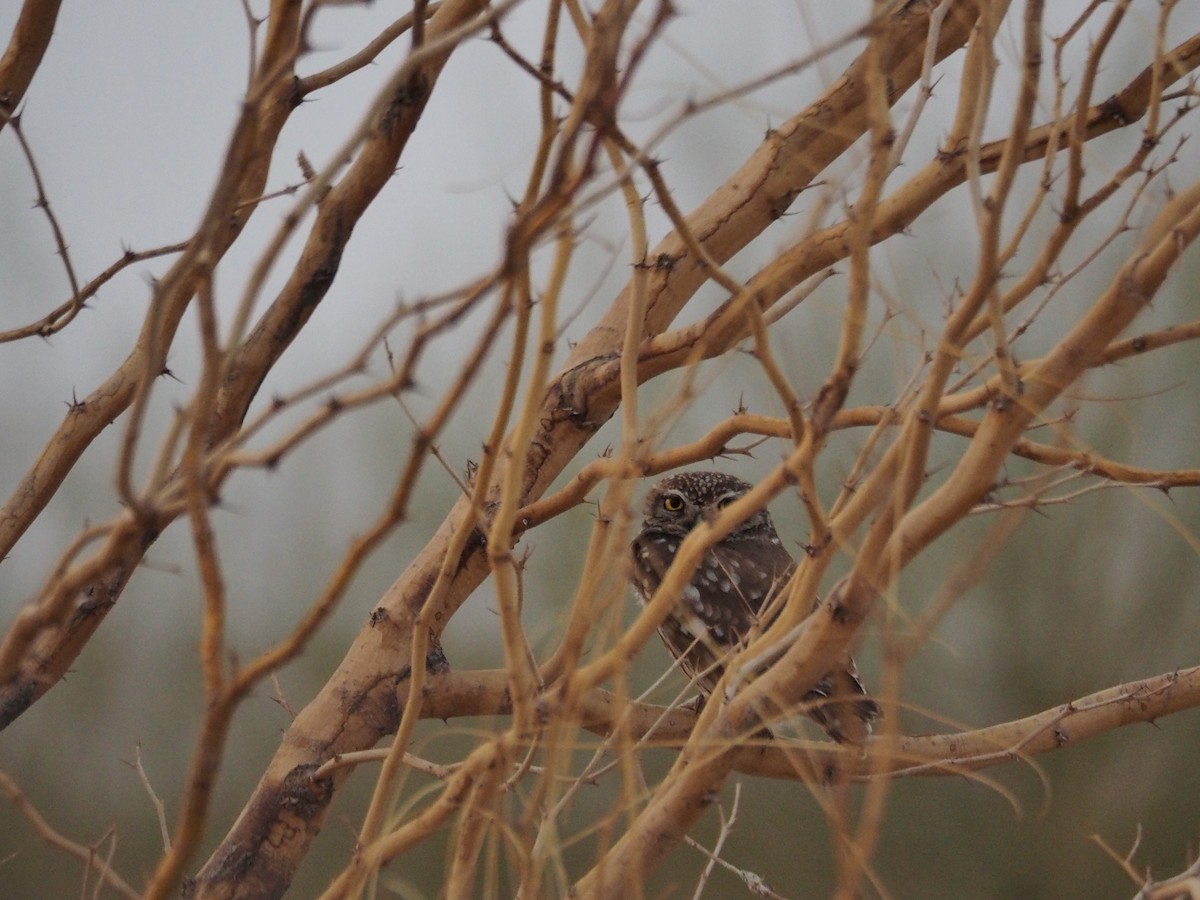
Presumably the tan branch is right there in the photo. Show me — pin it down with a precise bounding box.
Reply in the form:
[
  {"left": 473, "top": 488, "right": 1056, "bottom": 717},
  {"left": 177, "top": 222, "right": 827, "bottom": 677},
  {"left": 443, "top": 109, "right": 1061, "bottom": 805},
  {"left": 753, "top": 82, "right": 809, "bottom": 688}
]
[
  {"left": 0, "top": 4, "right": 306, "bottom": 716},
  {"left": 0, "top": 769, "right": 140, "bottom": 899},
  {"left": 0, "top": 0, "right": 62, "bottom": 133},
  {"left": 415, "top": 664, "right": 1200, "bottom": 785},
  {"left": 0, "top": 240, "right": 190, "bottom": 344}
]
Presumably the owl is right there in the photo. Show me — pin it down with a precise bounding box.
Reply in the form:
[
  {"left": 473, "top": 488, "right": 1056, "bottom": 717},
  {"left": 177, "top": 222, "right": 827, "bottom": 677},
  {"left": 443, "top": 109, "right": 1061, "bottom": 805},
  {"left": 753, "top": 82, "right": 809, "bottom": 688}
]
[{"left": 630, "top": 470, "right": 879, "bottom": 743}]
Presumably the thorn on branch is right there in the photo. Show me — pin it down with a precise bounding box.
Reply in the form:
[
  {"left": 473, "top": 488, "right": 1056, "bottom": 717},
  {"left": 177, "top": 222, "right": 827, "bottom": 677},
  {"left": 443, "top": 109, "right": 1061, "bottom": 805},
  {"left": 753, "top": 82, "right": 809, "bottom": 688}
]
[
  {"left": 271, "top": 675, "right": 298, "bottom": 720},
  {"left": 827, "top": 592, "right": 849, "bottom": 625},
  {"left": 769, "top": 189, "right": 798, "bottom": 220},
  {"left": 287, "top": 78, "right": 306, "bottom": 111},
  {"left": 297, "top": 150, "right": 316, "bottom": 182}
]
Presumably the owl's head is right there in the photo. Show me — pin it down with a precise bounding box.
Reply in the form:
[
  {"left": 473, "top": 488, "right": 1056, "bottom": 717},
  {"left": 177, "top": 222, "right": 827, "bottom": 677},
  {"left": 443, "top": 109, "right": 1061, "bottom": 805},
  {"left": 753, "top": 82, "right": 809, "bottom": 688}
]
[{"left": 640, "top": 471, "right": 775, "bottom": 538}]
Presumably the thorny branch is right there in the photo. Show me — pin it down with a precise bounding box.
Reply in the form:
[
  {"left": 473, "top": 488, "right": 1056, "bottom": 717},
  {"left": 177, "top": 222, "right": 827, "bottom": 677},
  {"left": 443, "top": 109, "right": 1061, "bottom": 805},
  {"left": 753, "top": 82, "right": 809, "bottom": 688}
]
[{"left": 2, "top": 2, "right": 1200, "bottom": 898}]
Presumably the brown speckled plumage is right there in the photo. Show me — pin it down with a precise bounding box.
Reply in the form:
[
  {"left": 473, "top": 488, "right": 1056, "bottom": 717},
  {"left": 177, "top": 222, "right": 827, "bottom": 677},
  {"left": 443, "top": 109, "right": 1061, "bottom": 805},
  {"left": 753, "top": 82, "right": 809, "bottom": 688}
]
[{"left": 631, "top": 471, "right": 878, "bottom": 743}]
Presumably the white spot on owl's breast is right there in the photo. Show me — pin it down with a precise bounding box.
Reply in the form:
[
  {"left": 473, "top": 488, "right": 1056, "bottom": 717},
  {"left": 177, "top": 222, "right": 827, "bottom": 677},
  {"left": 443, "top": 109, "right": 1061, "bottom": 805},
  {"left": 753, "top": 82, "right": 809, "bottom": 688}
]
[{"left": 677, "top": 612, "right": 710, "bottom": 641}]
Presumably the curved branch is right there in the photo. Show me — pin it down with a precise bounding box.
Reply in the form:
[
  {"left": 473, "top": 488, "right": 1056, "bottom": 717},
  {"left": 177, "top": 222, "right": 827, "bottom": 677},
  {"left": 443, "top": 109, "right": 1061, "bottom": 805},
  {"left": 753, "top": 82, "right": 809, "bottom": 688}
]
[{"left": 0, "top": 0, "right": 62, "bottom": 133}]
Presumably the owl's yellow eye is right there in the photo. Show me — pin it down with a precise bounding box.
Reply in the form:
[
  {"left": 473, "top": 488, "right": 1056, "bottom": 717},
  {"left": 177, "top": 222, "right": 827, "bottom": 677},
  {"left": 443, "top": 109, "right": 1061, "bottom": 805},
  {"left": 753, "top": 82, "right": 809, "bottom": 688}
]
[
  {"left": 662, "top": 493, "right": 685, "bottom": 512},
  {"left": 717, "top": 494, "right": 738, "bottom": 510}
]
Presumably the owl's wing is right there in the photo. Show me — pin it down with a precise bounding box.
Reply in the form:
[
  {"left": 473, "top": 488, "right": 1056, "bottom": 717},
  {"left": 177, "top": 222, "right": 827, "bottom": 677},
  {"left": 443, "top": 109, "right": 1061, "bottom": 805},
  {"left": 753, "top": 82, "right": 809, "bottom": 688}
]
[
  {"left": 800, "top": 660, "right": 879, "bottom": 744},
  {"left": 633, "top": 531, "right": 879, "bottom": 742},
  {"left": 709, "top": 543, "right": 880, "bottom": 744},
  {"left": 702, "top": 539, "right": 794, "bottom": 638},
  {"left": 632, "top": 531, "right": 793, "bottom": 692}
]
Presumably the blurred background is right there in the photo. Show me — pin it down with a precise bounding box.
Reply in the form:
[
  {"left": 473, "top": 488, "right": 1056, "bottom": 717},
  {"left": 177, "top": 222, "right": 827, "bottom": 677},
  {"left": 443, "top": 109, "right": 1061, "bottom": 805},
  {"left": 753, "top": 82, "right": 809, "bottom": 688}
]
[{"left": 1, "top": 1, "right": 1199, "bottom": 896}]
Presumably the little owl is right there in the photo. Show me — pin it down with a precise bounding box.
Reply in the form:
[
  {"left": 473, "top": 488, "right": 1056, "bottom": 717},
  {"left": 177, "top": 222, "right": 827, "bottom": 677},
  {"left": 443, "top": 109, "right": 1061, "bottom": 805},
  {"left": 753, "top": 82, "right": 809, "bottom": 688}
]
[{"left": 630, "top": 470, "right": 878, "bottom": 743}]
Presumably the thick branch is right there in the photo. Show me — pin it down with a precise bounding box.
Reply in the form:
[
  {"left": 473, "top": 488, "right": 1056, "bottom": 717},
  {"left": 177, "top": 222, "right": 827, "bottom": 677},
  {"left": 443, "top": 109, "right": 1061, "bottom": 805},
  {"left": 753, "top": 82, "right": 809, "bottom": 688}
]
[
  {"left": 0, "top": 10, "right": 304, "bottom": 723},
  {"left": 190, "top": 5, "right": 993, "bottom": 897},
  {"left": 569, "top": 163, "right": 1200, "bottom": 900},
  {"left": 0, "top": 0, "right": 62, "bottom": 132}
]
